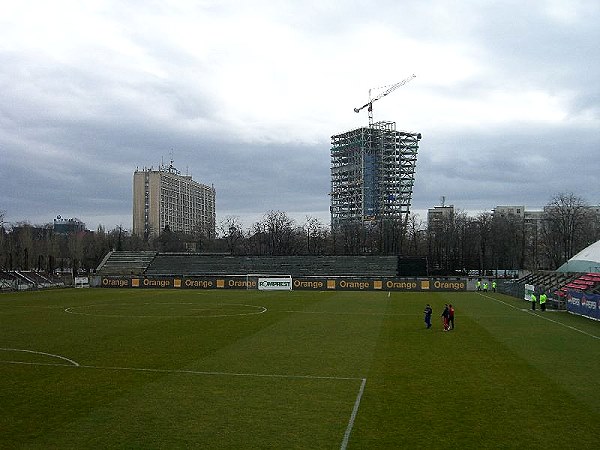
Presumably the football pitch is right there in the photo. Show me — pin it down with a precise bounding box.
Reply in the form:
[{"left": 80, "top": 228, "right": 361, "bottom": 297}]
[{"left": 1, "top": 288, "right": 599, "bottom": 449}]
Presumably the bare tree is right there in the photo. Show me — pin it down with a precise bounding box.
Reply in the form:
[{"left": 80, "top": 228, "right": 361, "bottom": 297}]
[
  {"left": 302, "top": 216, "right": 328, "bottom": 255},
  {"left": 403, "top": 214, "right": 424, "bottom": 255},
  {"left": 252, "top": 211, "right": 297, "bottom": 255},
  {"left": 475, "top": 212, "right": 493, "bottom": 275},
  {"left": 218, "top": 216, "right": 245, "bottom": 254},
  {"left": 491, "top": 214, "right": 525, "bottom": 271},
  {"left": 541, "top": 192, "right": 598, "bottom": 268},
  {"left": 427, "top": 208, "right": 470, "bottom": 273},
  {"left": 377, "top": 218, "right": 406, "bottom": 255}
]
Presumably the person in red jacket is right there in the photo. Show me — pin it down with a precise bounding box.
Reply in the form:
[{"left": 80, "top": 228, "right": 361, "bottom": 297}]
[{"left": 448, "top": 304, "right": 455, "bottom": 330}]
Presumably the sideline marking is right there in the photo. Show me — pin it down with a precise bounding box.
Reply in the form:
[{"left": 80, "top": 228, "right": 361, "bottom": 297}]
[
  {"left": 340, "top": 377, "right": 366, "bottom": 450},
  {"left": 0, "top": 348, "right": 80, "bottom": 366},
  {"left": 479, "top": 293, "right": 600, "bottom": 340}
]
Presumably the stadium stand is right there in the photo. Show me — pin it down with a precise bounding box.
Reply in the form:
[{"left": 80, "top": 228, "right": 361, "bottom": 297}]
[
  {"left": 500, "top": 269, "right": 600, "bottom": 310},
  {"left": 143, "top": 254, "right": 400, "bottom": 277},
  {"left": 499, "top": 270, "right": 580, "bottom": 308},
  {"left": 16, "top": 271, "right": 55, "bottom": 288},
  {"left": 0, "top": 270, "right": 65, "bottom": 291},
  {"left": 96, "top": 251, "right": 158, "bottom": 275},
  {"left": 554, "top": 272, "right": 600, "bottom": 299},
  {"left": 0, "top": 271, "right": 18, "bottom": 291}
]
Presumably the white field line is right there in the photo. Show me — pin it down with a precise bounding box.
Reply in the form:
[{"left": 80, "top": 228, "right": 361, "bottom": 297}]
[
  {"left": 0, "top": 358, "right": 363, "bottom": 381},
  {"left": 284, "top": 310, "right": 417, "bottom": 316},
  {"left": 340, "top": 377, "right": 367, "bottom": 450},
  {"left": 78, "top": 365, "right": 365, "bottom": 381},
  {"left": 63, "top": 303, "right": 267, "bottom": 318},
  {"left": 0, "top": 348, "right": 80, "bottom": 366},
  {"left": 0, "top": 356, "right": 367, "bottom": 448},
  {"left": 478, "top": 293, "right": 600, "bottom": 340}
]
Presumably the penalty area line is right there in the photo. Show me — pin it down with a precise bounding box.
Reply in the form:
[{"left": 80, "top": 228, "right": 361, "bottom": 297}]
[
  {"left": 0, "top": 359, "right": 363, "bottom": 381},
  {"left": 340, "top": 377, "right": 367, "bottom": 450},
  {"left": 0, "top": 357, "right": 368, "bottom": 449}
]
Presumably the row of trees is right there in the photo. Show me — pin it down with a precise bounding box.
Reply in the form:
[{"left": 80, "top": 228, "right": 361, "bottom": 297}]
[
  {"left": 427, "top": 193, "right": 600, "bottom": 273},
  {"left": 1, "top": 193, "right": 599, "bottom": 275}
]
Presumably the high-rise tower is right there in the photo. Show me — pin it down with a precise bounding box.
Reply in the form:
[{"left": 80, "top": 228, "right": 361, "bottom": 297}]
[
  {"left": 330, "top": 121, "right": 420, "bottom": 228},
  {"left": 133, "top": 161, "right": 216, "bottom": 240}
]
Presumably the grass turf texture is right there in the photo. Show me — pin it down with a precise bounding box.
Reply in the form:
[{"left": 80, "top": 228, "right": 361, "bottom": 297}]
[{"left": 0, "top": 289, "right": 599, "bottom": 449}]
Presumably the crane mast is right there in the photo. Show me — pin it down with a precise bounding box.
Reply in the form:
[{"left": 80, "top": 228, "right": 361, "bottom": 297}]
[{"left": 354, "top": 74, "right": 416, "bottom": 126}]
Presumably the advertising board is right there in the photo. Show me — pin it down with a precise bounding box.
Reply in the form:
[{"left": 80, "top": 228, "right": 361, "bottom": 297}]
[
  {"left": 258, "top": 277, "right": 292, "bottom": 291},
  {"left": 567, "top": 291, "right": 600, "bottom": 321},
  {"left": 97, "top": 276, "right": 468, "bottom": 292}
]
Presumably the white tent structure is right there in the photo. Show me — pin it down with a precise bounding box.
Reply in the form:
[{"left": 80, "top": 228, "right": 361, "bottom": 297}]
[{"left": 556, "top": 240, "right": 600, "bottom": 273}]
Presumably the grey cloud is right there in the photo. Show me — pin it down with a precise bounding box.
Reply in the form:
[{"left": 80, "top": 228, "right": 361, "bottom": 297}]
[{"left": 1, "top": 0, "right": 599, "bottom": 231}]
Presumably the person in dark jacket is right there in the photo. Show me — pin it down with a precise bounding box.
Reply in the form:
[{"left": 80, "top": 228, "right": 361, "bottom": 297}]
[
  {"left": 441, "top": 304, "right": 450, "bottom": 331},
  {"left": 424, "top": 304, "right": 433, "bottom": 329}
]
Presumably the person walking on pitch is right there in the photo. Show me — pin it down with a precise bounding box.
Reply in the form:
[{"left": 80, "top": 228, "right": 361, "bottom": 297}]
[
  {"left": 441, "top": 304, "right": 450, "bottom": 331},
  {"left": 424, "top": 304, "right": 433, "bottom": 329}
]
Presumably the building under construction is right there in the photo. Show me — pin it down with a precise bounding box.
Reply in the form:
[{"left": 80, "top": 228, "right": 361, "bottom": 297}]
[{"left": 330, "top": 121, "right": 421, "bottom": 228}]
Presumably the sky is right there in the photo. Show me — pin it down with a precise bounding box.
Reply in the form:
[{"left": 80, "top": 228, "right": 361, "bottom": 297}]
[{"left": 1, "top": 0, "right": 599, "bottom": 232}]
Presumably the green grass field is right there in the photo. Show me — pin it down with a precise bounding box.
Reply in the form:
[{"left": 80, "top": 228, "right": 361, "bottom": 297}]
[{"left": 1, "top": 288, "right": 599, "bottom": 449}]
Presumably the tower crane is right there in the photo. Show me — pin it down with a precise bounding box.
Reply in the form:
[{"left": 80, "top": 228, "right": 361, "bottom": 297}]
[{"left": 354, "top": 74, "right": 416, "bottom": 126}]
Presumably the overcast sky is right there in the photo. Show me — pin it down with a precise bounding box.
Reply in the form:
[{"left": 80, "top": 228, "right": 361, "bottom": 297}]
[{"left": 1, "top": 0, "right": 599, "bottom": 231}]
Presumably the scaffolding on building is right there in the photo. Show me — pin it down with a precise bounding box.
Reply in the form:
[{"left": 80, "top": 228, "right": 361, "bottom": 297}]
[{"left": 330, "top": 121, "right": 420, "bottom": 228}]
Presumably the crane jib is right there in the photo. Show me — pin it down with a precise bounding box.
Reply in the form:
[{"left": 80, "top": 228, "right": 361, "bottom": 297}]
[{"left": 353, "top": 74, "right": 416, "bottom": 124}]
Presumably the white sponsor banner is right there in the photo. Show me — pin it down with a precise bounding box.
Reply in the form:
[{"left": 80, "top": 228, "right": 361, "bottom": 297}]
[
  {"left": 258, "top": 277, "right": 292, "bottom": 291},
  {"left": 75, "top": 276, "right": 90, "bottom": 288},
  {"left": 524, "top": 283, "right": 535, "bottom": 301}
]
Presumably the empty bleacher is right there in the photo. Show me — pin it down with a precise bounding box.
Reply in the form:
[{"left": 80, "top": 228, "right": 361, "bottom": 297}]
[
  {"left": 96, "top": 251, "right": 158, "bottom": 275},
  {"left": 0, "top": 271, "right": 18, "bottom": 291},
  {"left": 16, "top": 271, "right": 55, "bottom": 287},
  {"left": 143, "top": 254, "right": 399, "bottom": 277},
  {"left": 555, "top": 272, "right": 600, "bottom": 298},
  {"left": 500, "top": 271, "right": 580, "bottom": 307},
  {"left": 507, "top": 270, "right": 600, "bottom": 308},
  {"left": 0, "top": 270, "right": 66, "bottom": 291}
]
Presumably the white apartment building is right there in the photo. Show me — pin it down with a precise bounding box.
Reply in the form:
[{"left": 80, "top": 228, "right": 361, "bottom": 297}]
[{"left": 133, "top": 162, "right": 215, "bottom": 240}]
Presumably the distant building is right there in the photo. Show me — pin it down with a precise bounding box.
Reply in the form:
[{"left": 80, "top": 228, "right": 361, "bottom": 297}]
[
  {"left": 493, "top": 205, "right": 525, "bottom": 218},
  {"left": 493, "top": 204, "right": 600, "bottom": 235},
  {"left": 133, "top": 161, "right": 216, "bottom": 240},
  {"left": 330, "top": 121, "right": 421, "bottom": 227},
  {"left": 53, "top": 216, "right": 86, "bottom": 234},
  {"left": 427, "top": 205, "right": 455, "bottom": 230},
  {"left": 493, "top": 205, "right": 543, "bottom": 233}
]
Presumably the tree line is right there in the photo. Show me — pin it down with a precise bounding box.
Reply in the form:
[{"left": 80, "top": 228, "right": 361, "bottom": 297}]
[{"left": 1, "top": 193, "right": 599, "bottom": 275}]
